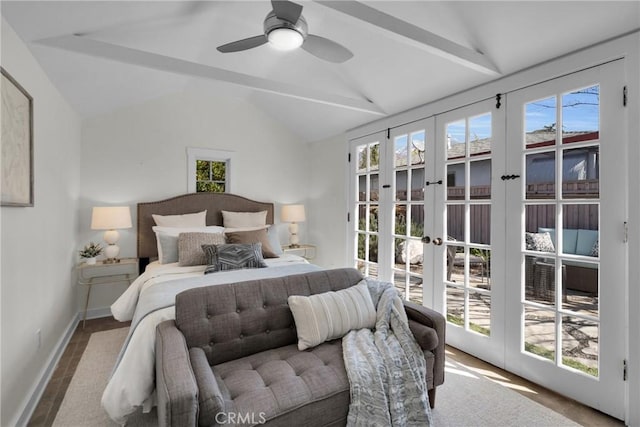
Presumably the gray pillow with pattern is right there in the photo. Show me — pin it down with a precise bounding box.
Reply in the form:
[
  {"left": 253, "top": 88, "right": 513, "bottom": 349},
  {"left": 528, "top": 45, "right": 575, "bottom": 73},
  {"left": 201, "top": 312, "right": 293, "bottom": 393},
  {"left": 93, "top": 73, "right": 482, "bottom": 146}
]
[
  {"left": 202, "top": 243, "right": 267, "bottom": 274},
  {"left": 525, "top": 232, "right": 555, "bottom": 253}
]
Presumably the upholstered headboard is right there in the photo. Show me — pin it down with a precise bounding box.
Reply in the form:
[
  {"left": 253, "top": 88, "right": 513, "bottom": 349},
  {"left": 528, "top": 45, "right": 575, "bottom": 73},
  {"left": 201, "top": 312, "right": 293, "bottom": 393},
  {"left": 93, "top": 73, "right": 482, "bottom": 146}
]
[{"left": 137, "top": 193, "right": 274, "bottom": 271}]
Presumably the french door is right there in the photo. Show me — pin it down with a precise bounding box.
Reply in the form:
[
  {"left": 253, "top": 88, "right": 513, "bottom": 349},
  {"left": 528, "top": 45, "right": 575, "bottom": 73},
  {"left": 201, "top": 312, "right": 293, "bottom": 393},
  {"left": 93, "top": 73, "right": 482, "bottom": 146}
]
[
  {"left": 503, "top": 60, "right": 626, "bottom": 418},
  {"left": 349, "top": 60, "right": 626, "bottom": 419}
]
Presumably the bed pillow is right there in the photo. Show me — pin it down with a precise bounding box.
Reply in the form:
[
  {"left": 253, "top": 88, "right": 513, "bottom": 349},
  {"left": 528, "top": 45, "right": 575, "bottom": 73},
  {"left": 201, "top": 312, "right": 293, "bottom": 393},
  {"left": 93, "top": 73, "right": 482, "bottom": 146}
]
[
  {"left": 267, "top": 225, "right": 283, "bottom": 256},
  {"left": 202, "top": 243, "right": 267, "bottom": 274},
  {"left": 288, "top": 281, "right": 376, "bottom": 351},
  {"left": 153, "top": 226, "right": 225, "bottom": 264},
  {"left": 525, "top": 231, "right": 555, "bottom": 253},
  {"left": 178, "top": 232, "right": 226, "bottom": 266},
  {"left": 152, "top": 210, "right": 207, "bottom": 227},
  {"left": 225, "top": 228, "right": 279, "bottom": 258},
  {"left": 221, "top": 210, "right": 267, "bottom": 228}
]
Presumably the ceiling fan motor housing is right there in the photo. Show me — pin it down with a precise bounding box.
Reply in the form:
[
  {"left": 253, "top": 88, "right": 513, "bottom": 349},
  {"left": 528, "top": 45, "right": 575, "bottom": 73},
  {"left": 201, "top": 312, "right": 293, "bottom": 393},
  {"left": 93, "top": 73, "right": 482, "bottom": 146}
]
[{"left": 264, "top": 10, "right": 308, "bottom": 40}]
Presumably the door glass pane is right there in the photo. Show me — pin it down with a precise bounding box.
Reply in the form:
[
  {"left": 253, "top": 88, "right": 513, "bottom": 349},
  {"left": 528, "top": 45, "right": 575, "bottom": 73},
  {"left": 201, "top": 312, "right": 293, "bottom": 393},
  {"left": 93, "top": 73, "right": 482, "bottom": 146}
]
[
  {"left": 369, "top": 205, "right": 379, "bottom": 232},
  {"left": 396, "top": 170, "right": 407, "bottom": 201},
  {"left": 394, "top": 271, "right": 407, "bottom": 299},
  {"left": 469, "top": 291, "right": 490, "bottom": 336},
  {"left": 469, "top": 248, "right": 490, "bottom": 290},
  {"left": 562, "top": 85, "right": 599, "bottom": 145},
  {"left": 447, "top": 285, "right": 465, "bottom": 326},
  {"left": 395, "top": 135, "right": 408, "bottom": 167},
  {"left": 562, "top": 261, "right": 598, "bottom": 315},
  {"left": 410, "top": 131, "right": 426, "bottom": 165},
  {"left": 410, "top": 205, "right": 424, "bottom": 237},
  {"left": 369, "top": 142, "right": 380, "bottom": 171},
  {"left": 470, "top": 205, "right": 490, "bottom": 245},
  {"left": 469, "top": 113, "right": 492, "bottom": 156},
  {"left": 524, "top": 306, "right": 556, "bottom": 362},
  {"left": 368, "top": 235, "right": 378, "bottom": 262},
  {"left": 525, "top": 204, "right": 556, "bottom": 244},
  {"left": 562, "top": 204, "right": 598, "bottom": 255},
  {"left": 369, "top": 174, "right": 379, "bottom": 201},
  {"left": 446, "top": 245, "right": 464, "bottom": 283},
  {"left": 446, "top": 205, "right": 464, "bottom": 242},
  {"left": 561, "top": 316, "right": 598, "bottom": 377},
  {"left": 395, "top": 204, "right": 407, "bottom": 235},
  {"left": 357, "top": 205, "right": 366, "bottom": 231},
  {"left": 524, "top": 256, "right": 556, "bottom": 305},
  {"left": 526, "top": 151, "right": 556, "bottom": 199},
  {"left": 525, "top": 96, "right": 557, "bottom": 149},
  {"left": 562, "top": 147, "right": 599, "bottom": 199},
  {"left": 470, "top": 160, "right": 491, "bottom": 200},
  {"left": 410, "top": 169, "right": 424, "bottom": 201},
  {"left": 357, "top": 145, "right": 367, "bottom": 172},
  {"left": 446, "top": 163, "right": 464, "bottom": 200},
  {"left": 357, "top": 233, "right": 366, "bottom": 259},
  {"left": 447, "top": 120, "right": 466, "bottom": 160},
  {"left": 358, "top": 175, "right": 366, "bottom": 201}
]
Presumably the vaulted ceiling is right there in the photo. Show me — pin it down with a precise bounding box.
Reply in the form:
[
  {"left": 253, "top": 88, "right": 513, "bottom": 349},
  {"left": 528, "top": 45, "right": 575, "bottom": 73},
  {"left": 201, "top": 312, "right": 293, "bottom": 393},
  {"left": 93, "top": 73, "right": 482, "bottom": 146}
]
[{"left": 2, "top": 1, "right": 639, "bottom": 142}]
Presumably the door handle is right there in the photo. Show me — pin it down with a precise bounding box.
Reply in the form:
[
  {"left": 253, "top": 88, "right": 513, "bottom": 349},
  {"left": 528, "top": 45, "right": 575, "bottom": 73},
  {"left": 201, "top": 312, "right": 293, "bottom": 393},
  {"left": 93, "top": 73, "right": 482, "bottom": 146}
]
[
  {"left": 432, "top": 237, "right": 443, "bottom": 246},
  {"left": 421, "top": 236, "right": 431, "bottom": 244}
]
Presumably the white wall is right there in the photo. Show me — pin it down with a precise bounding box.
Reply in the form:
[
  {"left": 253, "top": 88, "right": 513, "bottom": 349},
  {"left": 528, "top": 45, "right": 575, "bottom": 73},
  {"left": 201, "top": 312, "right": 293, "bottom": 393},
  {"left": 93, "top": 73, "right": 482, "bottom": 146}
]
[
  {"left": 1, "top": 18, "right": 82, "bottom": 426},
  {"left": 79, "top": 91, "right": 311, "bottom": 311},
  {"left": 307, "top": 134, "right": 349, "bottom": 269}
]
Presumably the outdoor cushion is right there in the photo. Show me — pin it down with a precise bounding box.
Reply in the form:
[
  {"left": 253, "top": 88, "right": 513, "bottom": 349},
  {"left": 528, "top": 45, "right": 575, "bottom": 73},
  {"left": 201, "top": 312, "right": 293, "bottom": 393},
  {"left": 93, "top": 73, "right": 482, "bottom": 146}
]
[
  {"left": 576, "top": 229, "right": 599, "bottom": 256},
  {"left": 538, "top": 227, "right": 579, "bottom": 254}
]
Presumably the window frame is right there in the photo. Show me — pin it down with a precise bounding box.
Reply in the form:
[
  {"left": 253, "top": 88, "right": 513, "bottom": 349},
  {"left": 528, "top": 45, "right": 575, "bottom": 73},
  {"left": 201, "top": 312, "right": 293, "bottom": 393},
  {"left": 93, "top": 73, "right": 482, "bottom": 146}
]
[{"left": 186, "top": 147, "right": 235, "bottom": 193}]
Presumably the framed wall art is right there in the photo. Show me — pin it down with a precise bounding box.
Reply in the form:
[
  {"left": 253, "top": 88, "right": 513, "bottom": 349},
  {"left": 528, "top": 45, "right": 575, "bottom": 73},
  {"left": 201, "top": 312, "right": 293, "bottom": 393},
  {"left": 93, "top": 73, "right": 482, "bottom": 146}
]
[{"left": 1, "top": 67, "right": 33, "bottom": 207}]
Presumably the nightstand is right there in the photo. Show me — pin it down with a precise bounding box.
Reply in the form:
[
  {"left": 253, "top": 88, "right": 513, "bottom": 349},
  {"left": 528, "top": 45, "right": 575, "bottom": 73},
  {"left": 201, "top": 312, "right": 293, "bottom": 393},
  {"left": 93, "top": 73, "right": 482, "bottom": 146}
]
[
  {"left": 77, "top": 258, "right": 138, "bottom": 327},
  {"left": 281, "top": 244, "right": 316, "bottom": 260}
]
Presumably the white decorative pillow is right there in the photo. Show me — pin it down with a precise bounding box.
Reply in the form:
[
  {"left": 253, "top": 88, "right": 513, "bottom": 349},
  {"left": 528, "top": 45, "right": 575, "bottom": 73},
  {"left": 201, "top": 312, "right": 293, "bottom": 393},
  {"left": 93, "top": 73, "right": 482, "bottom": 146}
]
[
  {"left": 288, "top": 281, "right": 376, "bottom": 351},
  {"left": 178, "top": 232, "right": 226, "bottom": 266},
  {"left": 152, "top": 210, "right": 207, "bottom": 227},
  {"left": 221, "top": 210, "right": 267, "bottom": 229},
  {"left": 525, "top": 232, "right": 555, "bottom": 253},
  {"left": 153, "top": 226, "right": 225, "bottom": 264}
]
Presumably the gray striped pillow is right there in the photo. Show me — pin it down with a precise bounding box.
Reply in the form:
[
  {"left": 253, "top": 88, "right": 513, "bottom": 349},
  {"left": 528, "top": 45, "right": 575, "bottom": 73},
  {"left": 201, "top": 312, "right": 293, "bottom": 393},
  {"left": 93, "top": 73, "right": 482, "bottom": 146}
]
[
  {"left": 288, "top": 281, "right": 376, "bottom": 350},
  {"left": 202, "top": 243, "right": 267, "bottom": 274}
]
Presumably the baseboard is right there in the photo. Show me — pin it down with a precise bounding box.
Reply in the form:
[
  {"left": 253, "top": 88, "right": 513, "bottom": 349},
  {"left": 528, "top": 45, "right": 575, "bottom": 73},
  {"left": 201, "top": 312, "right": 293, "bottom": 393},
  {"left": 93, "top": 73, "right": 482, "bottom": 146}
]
[
  {"left": 84, "top": 306, "right": 113, "bottom": 320},
  {"left": 13, "top": 313, "right": 79, "bottom": 427}
]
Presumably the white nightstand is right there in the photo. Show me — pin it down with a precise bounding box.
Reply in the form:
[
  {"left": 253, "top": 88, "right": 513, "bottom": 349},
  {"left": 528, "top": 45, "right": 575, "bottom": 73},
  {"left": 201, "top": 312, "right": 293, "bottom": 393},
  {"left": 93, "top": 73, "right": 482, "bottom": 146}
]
[
  {"left": 281, "top": 244, "right": 317, "bottom": 260},
  {"left": 77, "top": 258, "right": 138, "bottom": 327}
]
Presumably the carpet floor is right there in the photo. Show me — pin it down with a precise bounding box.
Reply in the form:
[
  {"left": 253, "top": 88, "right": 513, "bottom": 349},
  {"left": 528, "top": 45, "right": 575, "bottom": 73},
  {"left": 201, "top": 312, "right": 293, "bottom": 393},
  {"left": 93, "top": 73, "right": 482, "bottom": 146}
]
[{"left": 53, "top": 327, "right": 580, "bottom": 426}]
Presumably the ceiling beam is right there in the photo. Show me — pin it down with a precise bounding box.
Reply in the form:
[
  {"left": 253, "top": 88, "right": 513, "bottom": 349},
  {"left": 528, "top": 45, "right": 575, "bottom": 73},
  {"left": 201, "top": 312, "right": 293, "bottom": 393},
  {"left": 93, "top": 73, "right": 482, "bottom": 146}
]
[
  {"left": 35, "top": 35, "right": 385, "bottom": 116},
  {"left": 315, "top": 1, "right": 501, "bottom": 76}
]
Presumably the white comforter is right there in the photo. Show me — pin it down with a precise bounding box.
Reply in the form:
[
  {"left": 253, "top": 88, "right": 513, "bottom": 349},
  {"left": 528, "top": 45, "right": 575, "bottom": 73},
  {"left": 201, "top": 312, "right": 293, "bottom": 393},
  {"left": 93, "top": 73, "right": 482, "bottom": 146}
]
[{"left": 101, "top": 255, "right": 318, "bottom": 424}]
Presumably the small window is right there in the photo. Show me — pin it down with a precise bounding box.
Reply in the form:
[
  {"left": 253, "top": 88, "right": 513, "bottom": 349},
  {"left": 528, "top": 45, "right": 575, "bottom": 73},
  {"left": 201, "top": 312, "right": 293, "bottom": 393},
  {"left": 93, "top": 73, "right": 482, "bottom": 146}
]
[
  {"left": 187, "top": 148, "right": 235, "bottom": 193},
  {"left": 196, "top": 160, "right": 227, "bottom": 192}
]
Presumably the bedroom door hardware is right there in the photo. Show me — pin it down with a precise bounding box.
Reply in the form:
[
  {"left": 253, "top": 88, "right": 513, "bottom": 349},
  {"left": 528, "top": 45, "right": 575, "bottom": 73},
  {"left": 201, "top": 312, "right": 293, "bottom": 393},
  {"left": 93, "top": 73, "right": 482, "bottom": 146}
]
[
  {"left": 500, "top": 174, "right": 520, "bottom": 180},
  {"left": 425, "top": 180, "right": 443, "bottom": 186},
  {"left": 421, "top": 236, "right": 431, "bottom": 244}
]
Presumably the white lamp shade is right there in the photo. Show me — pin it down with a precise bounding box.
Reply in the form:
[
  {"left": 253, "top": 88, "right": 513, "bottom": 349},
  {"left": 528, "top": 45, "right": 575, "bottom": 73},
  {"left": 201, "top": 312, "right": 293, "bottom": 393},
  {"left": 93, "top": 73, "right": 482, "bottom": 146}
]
[
  {"left": 281, "top": 204, "right": 306, "bottom": 223},
  {"left": 91, "top": 206, "right": 132, "bottom": 230}
]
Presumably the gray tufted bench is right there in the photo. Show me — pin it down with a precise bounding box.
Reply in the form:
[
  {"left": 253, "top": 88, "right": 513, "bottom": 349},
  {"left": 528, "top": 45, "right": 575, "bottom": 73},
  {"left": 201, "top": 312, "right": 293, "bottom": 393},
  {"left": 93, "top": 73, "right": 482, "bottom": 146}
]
[{"left": 155, "top": 268, "right": 445, "bottom": 427}]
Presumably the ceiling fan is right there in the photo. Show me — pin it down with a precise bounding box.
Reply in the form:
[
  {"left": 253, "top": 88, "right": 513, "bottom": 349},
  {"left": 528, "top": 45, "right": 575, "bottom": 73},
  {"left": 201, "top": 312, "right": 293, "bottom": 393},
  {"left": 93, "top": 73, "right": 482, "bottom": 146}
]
[{"left": 217, "top": 0, "right": 353, "bottom": 63}]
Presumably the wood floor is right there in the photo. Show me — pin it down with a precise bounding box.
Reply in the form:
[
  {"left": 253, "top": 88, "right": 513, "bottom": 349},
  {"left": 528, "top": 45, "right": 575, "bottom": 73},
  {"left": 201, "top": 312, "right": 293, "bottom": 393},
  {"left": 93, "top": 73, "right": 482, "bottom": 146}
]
[{"left": 28, "top": 317, "right": 623, "bottom": 427}]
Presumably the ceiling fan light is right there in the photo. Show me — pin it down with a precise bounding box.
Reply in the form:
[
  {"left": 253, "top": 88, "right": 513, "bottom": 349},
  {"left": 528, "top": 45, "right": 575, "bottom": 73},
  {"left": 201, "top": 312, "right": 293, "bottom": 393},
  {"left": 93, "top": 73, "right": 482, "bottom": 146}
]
[{"left": 268, "top": 28, "right": 303, "bottom": 51}]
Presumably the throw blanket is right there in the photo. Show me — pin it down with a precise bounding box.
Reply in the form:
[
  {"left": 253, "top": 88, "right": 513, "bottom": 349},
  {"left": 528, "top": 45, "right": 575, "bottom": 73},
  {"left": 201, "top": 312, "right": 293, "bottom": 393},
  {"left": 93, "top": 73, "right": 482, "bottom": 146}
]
[{"left": 343, "top": 278, "right": 433, "bottom": 426}]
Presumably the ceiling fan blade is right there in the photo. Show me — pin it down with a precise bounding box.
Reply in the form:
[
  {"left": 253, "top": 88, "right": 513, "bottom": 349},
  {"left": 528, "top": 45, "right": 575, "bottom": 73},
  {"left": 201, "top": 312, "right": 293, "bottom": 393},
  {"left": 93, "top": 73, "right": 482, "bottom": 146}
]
[
  {"left": 217, "top": 35, "right": 268, "bottom": 53},
  {"left": 271, "top": 0, "right": 303, "bottom": 23},
  {"left": 302, "top": 34, "right": 353, "bottom": 63}
]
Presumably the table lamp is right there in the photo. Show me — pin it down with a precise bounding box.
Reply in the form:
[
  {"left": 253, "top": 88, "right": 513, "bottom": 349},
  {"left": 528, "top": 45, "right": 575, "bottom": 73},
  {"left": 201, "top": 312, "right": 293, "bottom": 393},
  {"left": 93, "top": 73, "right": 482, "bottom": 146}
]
[
  {"left": 91, "top": 206, "right": 132, "bottom": 263},
  {"left": 281, "top": 204, "right": 306, "bottom": 248}
]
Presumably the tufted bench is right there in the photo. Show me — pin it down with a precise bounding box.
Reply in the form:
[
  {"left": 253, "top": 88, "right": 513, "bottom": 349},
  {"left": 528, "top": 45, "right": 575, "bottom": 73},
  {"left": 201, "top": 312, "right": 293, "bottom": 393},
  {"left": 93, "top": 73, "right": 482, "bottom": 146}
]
[{"left": 155, "top": 268, "right": 445, "bottom": 427}]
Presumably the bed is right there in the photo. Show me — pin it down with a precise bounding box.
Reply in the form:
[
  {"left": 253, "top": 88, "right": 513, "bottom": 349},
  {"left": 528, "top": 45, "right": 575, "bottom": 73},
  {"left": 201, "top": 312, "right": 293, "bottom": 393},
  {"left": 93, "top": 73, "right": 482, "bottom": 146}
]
[{"left": 101, "top": 193, "right": 319, "bottom": 424}]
